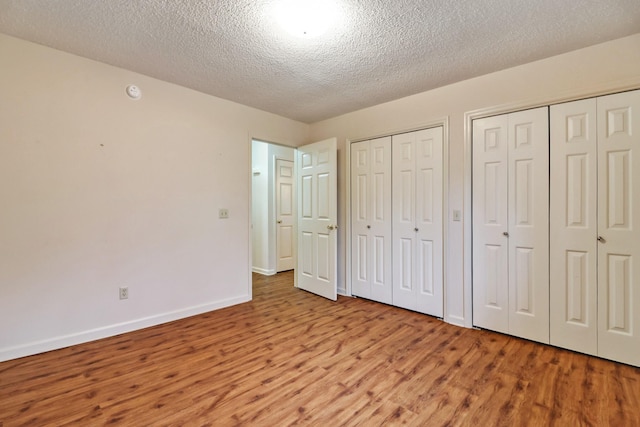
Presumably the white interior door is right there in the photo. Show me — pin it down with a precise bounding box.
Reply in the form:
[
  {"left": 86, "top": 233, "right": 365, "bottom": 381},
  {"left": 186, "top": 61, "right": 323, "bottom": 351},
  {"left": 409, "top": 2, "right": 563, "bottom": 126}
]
[
  {"left": 550, "top": 98, "right": 598, "bottom": 354},
  {"left": 597, "top": 90, "right": 640, "bottom": 366},
  {"left": 276, "top": 158, "right": 295, "bottom": 272},
  {"left": 507, "top": 107, "right": 549, "bottom": 344},
  {"left": 351, "top": 137, "right": 392, "bottom": 304},
  {"left": 297, "top": 138, "right": 338, "bottom": 301},
  {"left": 472, "top": 115, "right": 509, "bottom": 333}
]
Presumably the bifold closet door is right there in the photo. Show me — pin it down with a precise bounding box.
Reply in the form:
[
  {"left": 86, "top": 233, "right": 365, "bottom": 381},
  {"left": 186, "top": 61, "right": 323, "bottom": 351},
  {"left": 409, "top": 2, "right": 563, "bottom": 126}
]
[
  {"left": 350, "top": 137, "right": 392, "bottom": 305},
  {"left": 392, "top": 127, "right": 443, "bottom": 317},
  {"left": 550, "top": 90, "right": 640, "bottom": 366},
  {"left": 473, "top": 107, "right": 549, "bottom": 344},
  {"left": 550, "top": 99, "right": 598, "bottom": 355},
  {"left": 507, "top": 108, "right": 549, "bottom": 343},
  {"left": 596, "top": 90, "right": 640, "bottom": 366},
  {"left": 472, "top": 115, "right": 509, "bottom": 333}
]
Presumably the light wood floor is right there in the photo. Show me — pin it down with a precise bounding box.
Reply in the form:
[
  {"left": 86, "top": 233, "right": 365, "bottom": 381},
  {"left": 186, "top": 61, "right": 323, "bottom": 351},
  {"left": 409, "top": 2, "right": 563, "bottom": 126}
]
[{"left": 1, "top": 271, "right": 639, "bottom": 426}]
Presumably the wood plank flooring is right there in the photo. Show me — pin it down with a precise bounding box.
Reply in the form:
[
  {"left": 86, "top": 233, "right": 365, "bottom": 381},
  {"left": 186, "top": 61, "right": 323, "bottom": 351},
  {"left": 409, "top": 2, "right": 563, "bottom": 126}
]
[{"left": 1, "top": 271, "right": 639, "bottom": 426}]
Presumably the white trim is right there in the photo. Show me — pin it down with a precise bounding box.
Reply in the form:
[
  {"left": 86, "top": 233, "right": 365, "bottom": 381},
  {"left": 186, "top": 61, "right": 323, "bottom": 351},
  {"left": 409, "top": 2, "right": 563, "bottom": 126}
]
[
  {"left": 346, "top": 118, "right": 449, "bottom": 144},
  {"left": 441, "top": 117, "right": 450, "bottom": 324},
  {"left": 293, "top": 149, "right": 299, "bottom": 290},
  {"left": 463, "top": 110, "right": 474, "bottom": 328},
  {"left": 463, "top": 81, "right": 640, "bottom": 330},
  {"left": 248, "top": 134, "right": 254, "bottom": 300},
  {"left": 446, "top": 315, "right": 466, "bottom": 328},
  {"left": 344, "top": 139, "right": 352, "bottom": 297},
  {"left": 0, "top": 295, "right": 250, "bottom": 363},
  {"left": 250, "top": 137, "right": 299, "bottom": 285},
  {"left": 252, "top": 267, "right": 277, "bottom": 276}
]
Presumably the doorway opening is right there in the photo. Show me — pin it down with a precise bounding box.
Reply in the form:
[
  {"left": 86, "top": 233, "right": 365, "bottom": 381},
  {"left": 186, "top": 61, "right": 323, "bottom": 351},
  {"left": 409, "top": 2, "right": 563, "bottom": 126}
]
[
  {"left": 251, "top": 140, "right": 296, "bottom": 276},
  {"left": 251, "top": 137, "right": 338, "bottom": 301}
]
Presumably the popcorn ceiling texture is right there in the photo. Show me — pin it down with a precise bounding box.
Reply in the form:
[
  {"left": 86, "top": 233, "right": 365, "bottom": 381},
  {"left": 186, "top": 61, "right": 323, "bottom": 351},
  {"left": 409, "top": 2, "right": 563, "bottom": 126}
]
[{"left": 0, "top": 0, "right": 638, "bottom": 123}]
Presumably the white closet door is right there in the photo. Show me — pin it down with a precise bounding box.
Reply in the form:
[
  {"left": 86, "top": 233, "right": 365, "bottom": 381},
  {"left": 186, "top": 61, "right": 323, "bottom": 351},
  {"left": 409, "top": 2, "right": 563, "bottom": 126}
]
[
  {"left": 507, "top": 107, "right": 549, "bottom": 344},
  {"left": 392, "top": 128, "right": 443, "bottom": 315},
  {"left": 597, "top": 90, "right": 640, "bottom": 366},
  {"left": 351, "top": 141, "right": 371, "bottom": 298},
  {"left": 415, "top": 127, "right": 444, "bottom": 317},
  {"left": 369, "top": 137, "right": 393, "bottom": 304},
  {"left": 550, "top": 99, "right": 598, "bottom": 354},
  {"left": 472, "top": 115, "right": 509, "bottom": 333},
  {"left": 392, "top": 132, "right": 418, "bottom": 311},
  {"left": 351, "top": 137, "right": 392, "bottom": 304}
]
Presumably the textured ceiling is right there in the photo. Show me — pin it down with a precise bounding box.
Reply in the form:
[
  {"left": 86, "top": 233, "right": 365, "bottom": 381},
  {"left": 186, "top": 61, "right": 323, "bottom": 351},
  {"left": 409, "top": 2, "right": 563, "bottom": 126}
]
[{"left": 0, "top": 1, "right": 639, "bottom": 123}]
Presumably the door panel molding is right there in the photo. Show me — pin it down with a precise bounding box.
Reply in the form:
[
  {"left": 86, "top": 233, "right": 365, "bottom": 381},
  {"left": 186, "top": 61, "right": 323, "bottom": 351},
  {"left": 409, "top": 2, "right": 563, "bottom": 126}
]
[{"left": 297, "top": 138, "right": 338, "bottom": 301}]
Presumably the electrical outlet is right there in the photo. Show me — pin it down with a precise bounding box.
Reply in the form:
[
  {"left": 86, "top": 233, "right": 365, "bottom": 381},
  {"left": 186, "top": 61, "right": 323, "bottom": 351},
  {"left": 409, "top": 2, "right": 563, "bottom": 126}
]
[
  {"left": 119, "top": 286, "right": 129, "bottom": 300},
  {"left": 219, "top": 208, "right": 229, "bottom": 219}
]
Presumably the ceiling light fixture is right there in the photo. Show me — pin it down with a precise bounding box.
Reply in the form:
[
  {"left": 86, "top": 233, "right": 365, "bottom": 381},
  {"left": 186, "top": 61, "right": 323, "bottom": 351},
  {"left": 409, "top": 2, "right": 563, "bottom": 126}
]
[{"left": 275, "top": 0, "right": 339, "bottom": 37}]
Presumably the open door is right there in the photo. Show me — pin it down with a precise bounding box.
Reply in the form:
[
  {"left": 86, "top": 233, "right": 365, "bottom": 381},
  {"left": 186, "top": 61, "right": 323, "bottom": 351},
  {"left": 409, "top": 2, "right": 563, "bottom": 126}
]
[{"left": 296, "top": 138, "right": 338, "bottom": 300}]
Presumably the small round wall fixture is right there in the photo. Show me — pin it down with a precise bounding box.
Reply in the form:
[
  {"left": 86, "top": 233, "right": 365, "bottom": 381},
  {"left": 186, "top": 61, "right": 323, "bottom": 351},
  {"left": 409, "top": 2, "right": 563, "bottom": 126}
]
[{"left": 126, "top": 84, "right": 142, "bottom": 100}]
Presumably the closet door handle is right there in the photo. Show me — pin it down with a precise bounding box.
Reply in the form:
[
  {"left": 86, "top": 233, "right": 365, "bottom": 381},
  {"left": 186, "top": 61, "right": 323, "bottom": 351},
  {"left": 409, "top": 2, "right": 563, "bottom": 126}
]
[
  {"left": 503, "top": 232, "right": 509, "bottom": 237},
  {"left": 598, "top": 236, "right": 606, "bottom": 243},
  {"left": 367, "top": 225, "right": 371, "bottom": 229},
  {"left": 414, "top": 228, "right": 419, "bottom": 232}
]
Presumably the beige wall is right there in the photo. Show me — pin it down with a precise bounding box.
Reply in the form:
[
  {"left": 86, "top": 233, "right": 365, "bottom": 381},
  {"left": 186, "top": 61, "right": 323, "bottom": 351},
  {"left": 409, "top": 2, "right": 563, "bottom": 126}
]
[
  {"left": 309, "top": 33, "right": 640, "bottom": 327},
  {"left": 2, "top": 30, "right": 639, "bottom": 361},
  {"left": 0, "top": 33, "right": 308, "bottom": 361}
]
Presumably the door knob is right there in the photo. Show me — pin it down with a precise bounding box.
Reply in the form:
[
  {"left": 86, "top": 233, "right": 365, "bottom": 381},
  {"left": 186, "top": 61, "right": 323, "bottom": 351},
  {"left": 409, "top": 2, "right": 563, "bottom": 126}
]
[
  {"left": 367, "top": 225, "right": 371, "bottom": 229},
  {"left": 503, "top": 232, "right": 509, "bottom": 237},
  {"left": 277, "top": 220, "right": 282, "bottom": 224},
  {"left": 597, "top": 236, "right": 606, "bottom": 243},
  {"left": 414, "top": 228, "right": 419, "bottom": 232},
  {"left": 327, "top": 224, "right": 335, "bottom": 230}
]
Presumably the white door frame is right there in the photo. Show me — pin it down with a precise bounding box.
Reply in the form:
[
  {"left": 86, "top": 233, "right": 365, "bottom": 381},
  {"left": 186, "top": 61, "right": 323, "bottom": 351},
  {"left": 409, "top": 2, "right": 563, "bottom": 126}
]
[
  {"left": 249, "top": 137, "right": 337, "bottom": 297},
  {"left": 344, "top": 117, "right": 450, "bottom": 308},
  {"left": 249, "top": 139, "right": 297, "bottom": 285}
]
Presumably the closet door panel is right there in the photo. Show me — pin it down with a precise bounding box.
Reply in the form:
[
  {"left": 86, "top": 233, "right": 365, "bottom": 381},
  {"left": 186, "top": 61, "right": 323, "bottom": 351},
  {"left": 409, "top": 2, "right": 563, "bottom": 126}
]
[
  {"left": 597, "top": 90, "right": 640, "bottom": 366},
  {"left": 392, "top": 129, "right": 444, "bottom": 315},
  {"left": 351, "top": 141, "right": 372, "bottom": 299},
  {"left": 550, "top": 99, "right": 598, "bottom": 354},
  {"left": 473, "top": 115, "right": 509, "bottom": 333},
  {"left": 507, "top": 107, "right": 549, "bottom": 344},
  {"left": 369, "top": 137, "right": 392, "bottom": 304},
  {"left": 350, "top": 138, "right": 392, "bottom": 304},
  {"left": 415, "top": 127, "right": 443, "bottom": 317},
  {"left": 393, "top": 132, "right": 418, "bottom": 311}
]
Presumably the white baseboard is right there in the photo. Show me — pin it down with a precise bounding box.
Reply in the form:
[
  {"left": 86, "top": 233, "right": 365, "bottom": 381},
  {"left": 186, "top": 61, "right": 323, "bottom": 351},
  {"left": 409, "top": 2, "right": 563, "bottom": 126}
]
[
  {"left": 0, "top": 295, "right": 250, "bottom": 363},
  {"left": 252, "top": 267, "right": 276, "bottom": 276},
  {"left": 445, "top": 314, "right": 467, "bottom": 328}
]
